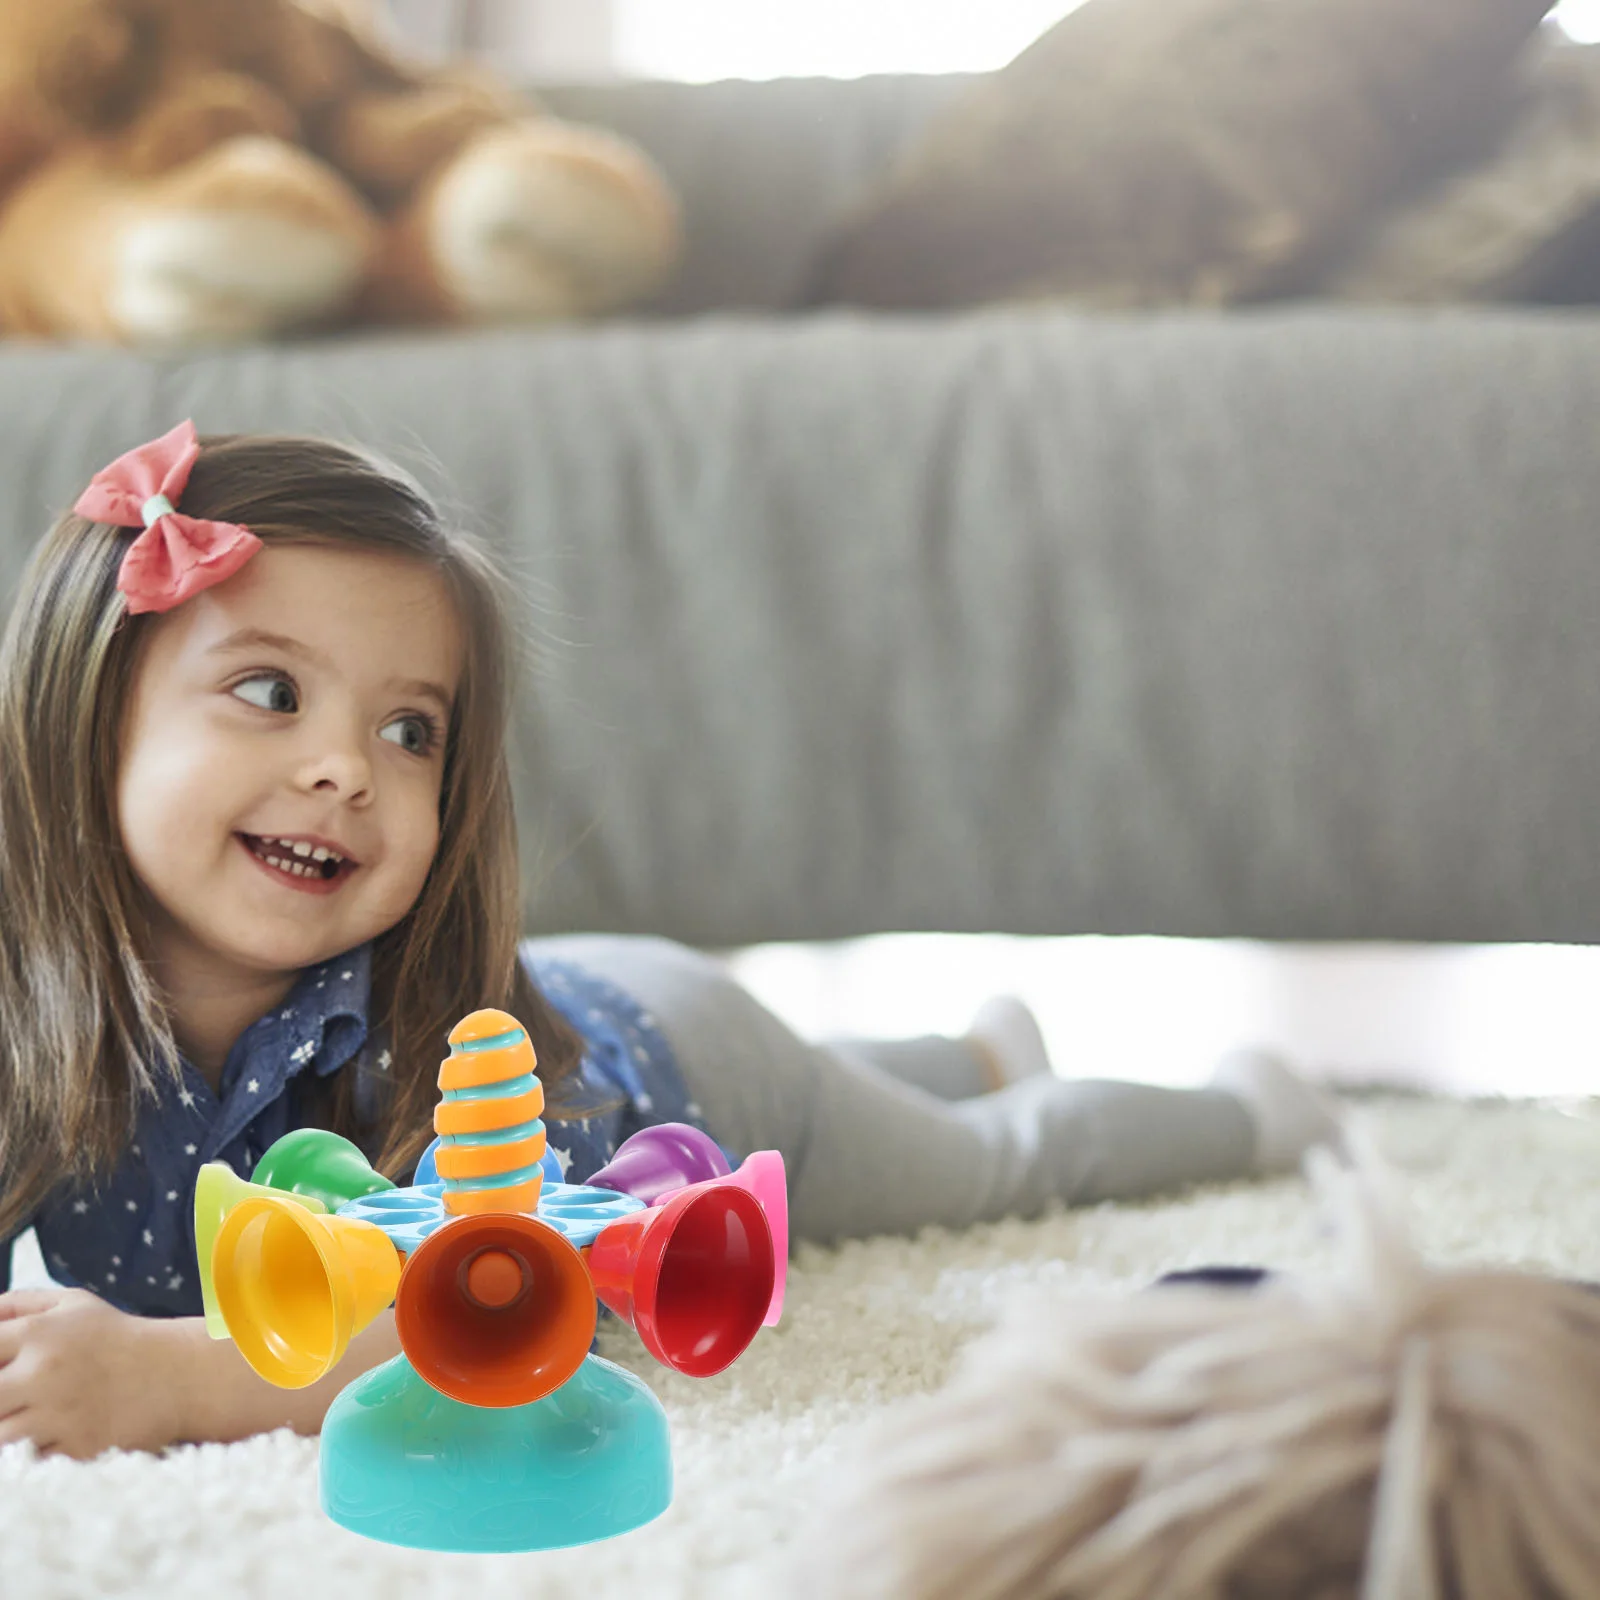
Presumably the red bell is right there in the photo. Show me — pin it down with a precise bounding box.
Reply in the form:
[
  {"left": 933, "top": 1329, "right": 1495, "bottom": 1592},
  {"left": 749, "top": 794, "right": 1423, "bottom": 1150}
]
[
  {"left": 587, "top": 1182, "right": 774, "bottom": 1377},
  {"left": 661, "top": 1152, "right": 787, "bottom": 1326}
]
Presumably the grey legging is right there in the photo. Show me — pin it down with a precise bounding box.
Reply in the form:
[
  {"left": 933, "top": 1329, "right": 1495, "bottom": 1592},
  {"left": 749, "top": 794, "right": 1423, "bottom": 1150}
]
[{"left": 525, "top": 935, "right": 1256, "bottom": 1244}]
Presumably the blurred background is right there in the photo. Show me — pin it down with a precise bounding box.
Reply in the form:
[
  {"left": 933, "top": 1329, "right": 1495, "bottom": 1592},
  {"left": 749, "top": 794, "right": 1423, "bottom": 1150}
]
[
  {"left": 371, "top": 0, "right": 1600, "bottom": 1102},
  {"left": 722, "top": 935, "right": 1600, "bottom": 1098},
  {"left": 0, "top": 0, "right": 1591, "bottom": 1344},
  {"left": 383, "top": 0, "right": 1600, "bottom": 79}
]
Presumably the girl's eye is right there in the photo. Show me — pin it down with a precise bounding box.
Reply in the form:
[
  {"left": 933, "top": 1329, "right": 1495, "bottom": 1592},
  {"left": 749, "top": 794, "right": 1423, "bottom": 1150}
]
[
  {"left": 380, "top": 713, "right": 440, "bottom": 757},
  {"left": 231, "top": 673, "right": 297, "bottom": 714}
]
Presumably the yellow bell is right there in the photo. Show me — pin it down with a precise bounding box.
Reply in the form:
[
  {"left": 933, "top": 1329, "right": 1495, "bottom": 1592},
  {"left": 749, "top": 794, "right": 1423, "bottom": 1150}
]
[
  {"left": 194, "top": 1161, "right": 326, "bottom": 1340},
  {"left": 212, "top": 1193, "right": 401, "bottom": 1388}
]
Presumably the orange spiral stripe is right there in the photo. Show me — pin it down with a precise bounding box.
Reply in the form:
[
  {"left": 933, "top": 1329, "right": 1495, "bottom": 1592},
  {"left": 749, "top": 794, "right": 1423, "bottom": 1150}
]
[
  {"left": 442, "top": 1176, "right": 544, "bottom": 1217},
  {"left": 437, "top": 1032, "right": 538, "bottom": 1092},
  {"left": 447, "top": 1008, "right": 525, "bottom": 1047},
  {"left": 433, "top": 1130, "right": 548, "bottom": 1182},
  {"left": 433, "top": 1086, "right": 545, "bottom": 1136}
]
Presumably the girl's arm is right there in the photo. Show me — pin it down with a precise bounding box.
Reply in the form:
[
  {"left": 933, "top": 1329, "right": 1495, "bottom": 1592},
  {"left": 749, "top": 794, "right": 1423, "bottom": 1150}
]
[
  {"left": 0, "top": 1287, "right": 401, "bottom": 1458},
  {"left": 169, "top": 1306, "right": 402, "bottom": 1444}
]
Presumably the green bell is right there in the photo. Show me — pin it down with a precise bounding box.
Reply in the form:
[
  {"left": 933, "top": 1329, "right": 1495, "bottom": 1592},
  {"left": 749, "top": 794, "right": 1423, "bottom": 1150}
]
[{"left": 252, "top": 1127, "right": 396, "bottom": 1212}]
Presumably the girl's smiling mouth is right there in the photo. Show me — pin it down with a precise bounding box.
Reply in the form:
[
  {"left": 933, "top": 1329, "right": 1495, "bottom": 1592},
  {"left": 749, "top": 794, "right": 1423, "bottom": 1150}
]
[{"left": 236, "top": 833, "right": 358, "bottom": 893}]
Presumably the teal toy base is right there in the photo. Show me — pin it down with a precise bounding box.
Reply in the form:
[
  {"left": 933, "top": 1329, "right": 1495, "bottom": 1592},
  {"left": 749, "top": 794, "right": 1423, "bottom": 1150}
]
[{"left": 320, "top": 1352, "right": 672, "bottom": 1551}]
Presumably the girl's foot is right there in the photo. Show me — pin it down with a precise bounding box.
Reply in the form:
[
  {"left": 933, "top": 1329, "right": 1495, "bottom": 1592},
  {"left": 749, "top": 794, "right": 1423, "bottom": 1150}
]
[
  {"left": 965, "top": 995, "right": 1054, "bottom": 1091},
  {"left": 1211, "top": 1047, "right": 1347, "bottom": 1172}
]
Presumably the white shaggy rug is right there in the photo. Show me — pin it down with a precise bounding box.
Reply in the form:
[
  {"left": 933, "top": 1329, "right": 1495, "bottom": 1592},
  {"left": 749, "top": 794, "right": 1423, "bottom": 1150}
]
[{"left": 3, "top": 1097, "right": 1598, "bottom": 1600}]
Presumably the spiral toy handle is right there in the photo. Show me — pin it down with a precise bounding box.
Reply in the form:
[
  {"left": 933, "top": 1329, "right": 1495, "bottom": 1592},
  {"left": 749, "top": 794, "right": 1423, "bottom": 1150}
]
[{"left": 433, "top": 1008, "right": 547, "bottom": 1216}]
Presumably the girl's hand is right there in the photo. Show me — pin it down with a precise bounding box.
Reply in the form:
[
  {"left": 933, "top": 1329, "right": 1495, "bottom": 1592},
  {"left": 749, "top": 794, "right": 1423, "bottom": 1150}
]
[
  {"left": 0, "top": 1288, "right": 403, "bottom": 1458},
  {"left": 0, "top": 1287, "right": 188, "bottom": 1459}
]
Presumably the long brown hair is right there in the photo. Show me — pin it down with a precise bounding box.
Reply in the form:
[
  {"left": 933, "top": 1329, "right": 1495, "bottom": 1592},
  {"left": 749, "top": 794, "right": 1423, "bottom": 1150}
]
[{"left": 0, "top": 432, "right": 583, "bottom": 1241}]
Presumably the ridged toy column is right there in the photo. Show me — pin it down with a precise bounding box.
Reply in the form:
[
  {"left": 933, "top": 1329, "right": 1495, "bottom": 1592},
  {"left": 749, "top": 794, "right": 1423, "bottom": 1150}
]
[{"left": 433, "top": 1009, "right": 548, "bottom": 1216}]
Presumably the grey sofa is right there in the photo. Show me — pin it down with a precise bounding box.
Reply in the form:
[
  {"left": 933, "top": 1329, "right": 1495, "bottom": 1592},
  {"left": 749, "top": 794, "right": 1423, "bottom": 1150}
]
[{"left": 1, "top": 75, "right": 1598, "bottom": 950}]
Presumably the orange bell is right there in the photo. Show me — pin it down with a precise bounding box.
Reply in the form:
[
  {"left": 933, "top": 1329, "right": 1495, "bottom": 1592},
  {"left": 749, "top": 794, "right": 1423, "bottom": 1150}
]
[{"left": 394, "top": 1210, "right": 596, "bottom": 1407}]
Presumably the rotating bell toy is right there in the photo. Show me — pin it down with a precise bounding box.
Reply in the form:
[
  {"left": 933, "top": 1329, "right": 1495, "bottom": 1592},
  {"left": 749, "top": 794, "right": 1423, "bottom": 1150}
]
[{"left": 193, "top": 1007, "right": 789, "bottom": 1553}]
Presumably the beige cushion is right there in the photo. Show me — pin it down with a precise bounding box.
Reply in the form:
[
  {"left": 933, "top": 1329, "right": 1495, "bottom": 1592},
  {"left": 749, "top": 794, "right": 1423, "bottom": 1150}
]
[
  {"left": 802, "top": 0, "right": 1551, "bottom": 310},
  {"left": 1320, "top": 38, "right": 1600, "bottom": 302}
]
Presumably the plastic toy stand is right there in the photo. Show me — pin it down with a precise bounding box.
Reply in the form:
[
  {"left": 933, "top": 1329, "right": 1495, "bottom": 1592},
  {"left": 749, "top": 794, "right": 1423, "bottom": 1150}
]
[
  {"left": 200, "top": 1010, "right": 787, "bottom": 1554},
  {"left": 320, "top": 1350, "right": 672, "bottom": 1552}
]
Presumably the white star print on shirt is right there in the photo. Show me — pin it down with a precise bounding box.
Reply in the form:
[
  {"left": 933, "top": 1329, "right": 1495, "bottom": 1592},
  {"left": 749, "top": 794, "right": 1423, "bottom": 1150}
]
[
  {"left": 377, "top": 1049, "right": 392, "bottom": 1070},
  {"left": 550, "top": 1145, "right": 573, "bottom": 1177},
  {"left": 71, "top": 1200, "right": 88, "bottom": 1215},
  {"left": 81, "top": 965, "right": 380, "bottom": 1243}
]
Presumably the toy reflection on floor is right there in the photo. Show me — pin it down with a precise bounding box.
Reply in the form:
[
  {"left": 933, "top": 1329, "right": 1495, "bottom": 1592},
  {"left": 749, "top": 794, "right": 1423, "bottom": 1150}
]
[{"left": 192, "top": 1008, "right": 788, "bottom": 1553}]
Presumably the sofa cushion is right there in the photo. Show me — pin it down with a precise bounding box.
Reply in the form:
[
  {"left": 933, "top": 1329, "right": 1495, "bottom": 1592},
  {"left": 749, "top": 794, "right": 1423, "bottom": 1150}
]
[
  {"left": 541, "top": 77, "right": 970, "bottom": 313},
  {"left": 801, "top": 0, "right": 1551, "bottom": 310},
  {"left": 1319, "top": 39, "right": 1600, "bottom": 303}
]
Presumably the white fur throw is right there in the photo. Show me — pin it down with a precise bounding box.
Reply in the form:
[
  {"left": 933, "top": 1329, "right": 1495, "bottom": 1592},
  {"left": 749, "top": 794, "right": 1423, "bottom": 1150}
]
[{"left": 1, "top": 1098, "right": 1594, "bottom": 1599}]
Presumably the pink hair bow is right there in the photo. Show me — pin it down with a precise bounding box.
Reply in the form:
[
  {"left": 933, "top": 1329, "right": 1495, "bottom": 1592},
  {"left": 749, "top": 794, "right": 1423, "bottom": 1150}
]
[{"left": 74, "top": 419, "right": 261, "bottom": 615}]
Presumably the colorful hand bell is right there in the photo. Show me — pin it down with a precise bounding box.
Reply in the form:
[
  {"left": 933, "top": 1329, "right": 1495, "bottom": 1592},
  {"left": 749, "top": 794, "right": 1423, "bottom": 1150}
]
[{"left": 193, "top": 1008, "right": 789, "bottom": 1553}]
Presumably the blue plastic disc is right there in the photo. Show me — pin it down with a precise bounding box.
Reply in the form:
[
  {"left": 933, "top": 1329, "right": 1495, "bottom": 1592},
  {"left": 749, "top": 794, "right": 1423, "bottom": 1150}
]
[{"left": 337, "top": 1180, "right": 643, "bottom": 1253}]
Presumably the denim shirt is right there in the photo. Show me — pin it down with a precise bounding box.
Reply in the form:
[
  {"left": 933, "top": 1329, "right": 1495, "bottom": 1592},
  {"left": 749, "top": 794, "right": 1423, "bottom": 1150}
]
[
  {"left": 2, "top": 942, "right": 707, "bottom": 1319},
  {"left": 20, "top": 949, "right": 377, "bottom": 1317}
]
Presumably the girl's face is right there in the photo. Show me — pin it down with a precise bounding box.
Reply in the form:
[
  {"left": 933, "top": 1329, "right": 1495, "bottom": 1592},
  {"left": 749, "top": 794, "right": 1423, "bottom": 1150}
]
[{"left": 116, "top": 542, "right": 463, "bottom": 990}]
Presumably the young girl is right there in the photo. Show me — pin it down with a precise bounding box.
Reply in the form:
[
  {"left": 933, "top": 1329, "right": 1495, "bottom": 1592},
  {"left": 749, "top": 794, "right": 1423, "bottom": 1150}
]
[{"left": 0, "top": 423, "right": 1341, "bottom": 1460}]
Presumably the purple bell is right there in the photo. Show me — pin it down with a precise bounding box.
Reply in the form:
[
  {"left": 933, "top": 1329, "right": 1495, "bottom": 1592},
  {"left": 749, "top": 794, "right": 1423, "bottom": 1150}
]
[{"left": 588, "top": 1122, "right": 731, "bottom": 1206}]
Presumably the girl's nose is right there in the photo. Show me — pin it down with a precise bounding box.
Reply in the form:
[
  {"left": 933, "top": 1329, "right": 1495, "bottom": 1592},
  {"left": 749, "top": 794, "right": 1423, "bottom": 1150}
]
[{"left": 296, "top": 725, "right": 373, "bottom": 802}]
